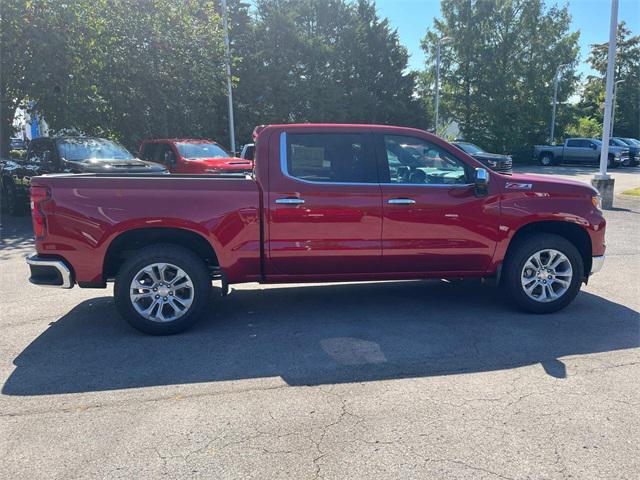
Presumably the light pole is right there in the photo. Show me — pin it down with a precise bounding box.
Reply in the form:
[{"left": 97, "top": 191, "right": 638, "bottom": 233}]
[
  {"left": 550, "top": 63, "right": 569, "bottom": 144},
  {"left": 434, "top": 36, "right": 452, "bottom": 134},
  {"left": 610, "top": 79, "right": 624, "bottom": 136},
  {"left": 592, "top": 0, "right": 618, "bottom": 210},
  {"left": 221, "top": 0, "right": 236, "bottom": 154}
]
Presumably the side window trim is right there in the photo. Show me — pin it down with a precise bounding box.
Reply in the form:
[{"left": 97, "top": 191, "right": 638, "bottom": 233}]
[{"left": 279, "top": 131, "right": 379, "bottom": 186}]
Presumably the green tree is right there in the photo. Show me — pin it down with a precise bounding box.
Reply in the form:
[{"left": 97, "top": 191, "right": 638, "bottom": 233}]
[
  {"left": 581, "top": 22, "right": 639, "bottom": 138},
  {"left": 421, "top": 0, "right": 580, "bottom": 158}
]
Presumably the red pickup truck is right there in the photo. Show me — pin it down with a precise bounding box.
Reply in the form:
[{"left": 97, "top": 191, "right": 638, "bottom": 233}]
[
  {"left": 139, "top": 138, "right": 253, "bottom": 174},
  {"left": 27, "top": 124, "right": 606, "bottom": 334}
]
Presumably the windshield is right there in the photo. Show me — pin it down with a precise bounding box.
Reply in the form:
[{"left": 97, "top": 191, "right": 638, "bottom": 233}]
[
  {"left": 456, "top": 143, "right": 485, "bottom": 154},
  {"left": 176, "top": 142, "right": 230, "bottom": 159},
  {"left": 57, "top": 138, "right": 134, "bottom": 161},
  {"left": 591, "top": 139, "right": 602, "bottom": 146},
  {"left": 610, "top": 139, "right": 626, "bottom": 147},
  {"left": 622, "top": 138, "right": 640, "bottom": 146}
]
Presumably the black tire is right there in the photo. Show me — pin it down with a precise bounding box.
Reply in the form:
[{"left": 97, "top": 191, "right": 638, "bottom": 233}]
[
  {"left": 622, "top": 155, "right": 632, "bottom": 167},
  {"left": 502, "top": 233, "right": 584, "bottom": 314},
  {"left": 114, "top": 244, "right": 211, "bottom": 335},
  {"left": 539, "top": 153, "right": 554, "bottom": 167}
]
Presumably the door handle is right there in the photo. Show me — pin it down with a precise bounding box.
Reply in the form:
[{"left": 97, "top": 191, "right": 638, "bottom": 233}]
[
  {"left": 275, "top": 198, "right": 305, "bottom": 204},
  {"left": 387, "top": 198, "right": 416, "bottom": 205}
]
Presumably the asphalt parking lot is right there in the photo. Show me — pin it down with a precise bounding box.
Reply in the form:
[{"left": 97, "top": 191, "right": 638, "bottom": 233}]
[{"left": 1, "top": 166, "right": 639, "bottom": 479}]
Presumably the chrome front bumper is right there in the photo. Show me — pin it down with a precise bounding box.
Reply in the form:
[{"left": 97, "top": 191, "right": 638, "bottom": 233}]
[
  {"left": 26, "top": 254, "right": 74, "bottom": 289},
  {"left": 590, "top": 255, "right": 605, "bottom": 275}
]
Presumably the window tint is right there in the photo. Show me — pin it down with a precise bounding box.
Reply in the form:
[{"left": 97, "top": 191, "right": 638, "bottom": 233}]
[
  {"left": 566, "top": 139, "right": 581, "bottom": 147},
  {"left": 382, "top": 135, "right": 468, "bottom": 185},
  {"left": 285, "top": 133, "right": 375, "bottom": 183},
  {"left": 140, "top": 143, "right": 157, "bottom": 161}
]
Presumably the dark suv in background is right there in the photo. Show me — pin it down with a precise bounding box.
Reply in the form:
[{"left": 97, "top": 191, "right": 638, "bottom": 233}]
[
  {"left": 1, "top": 136, "right": 165, "bottom": 215},
  {"left": 452, "top": 141, "right": 513, "bottom": 173}
]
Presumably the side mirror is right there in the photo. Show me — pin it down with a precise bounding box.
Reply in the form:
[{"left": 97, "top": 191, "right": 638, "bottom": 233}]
[
  {"left": 474, "top": 167, "right": 489, "bottom": 196},
  {"left": 590, "top": 143, "right": 597, "bottom": 150}
]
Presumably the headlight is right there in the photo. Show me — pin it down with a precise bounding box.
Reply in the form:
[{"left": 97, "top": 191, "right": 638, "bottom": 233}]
[
  {"left": 592, "top": 195, "right": 602, "bottom": 211},
  {"left": 614, "top": 152, "right": 621, "bottom": 158}
]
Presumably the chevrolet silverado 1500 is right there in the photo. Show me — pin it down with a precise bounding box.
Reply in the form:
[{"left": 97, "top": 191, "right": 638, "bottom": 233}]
[{"left": 27, "top": 124, "right": 606, "bottom": 334}]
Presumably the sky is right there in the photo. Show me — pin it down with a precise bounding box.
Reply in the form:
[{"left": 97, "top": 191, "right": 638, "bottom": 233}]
[{"left": 376, "top": 0, "right": 640, "bottom": 77}]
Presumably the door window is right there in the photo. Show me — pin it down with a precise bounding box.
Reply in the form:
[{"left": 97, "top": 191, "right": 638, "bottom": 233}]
[
  {"left": 381, "top": 135, "right": 468, "bottom": 185},
  {"left": 283, "top": 133, "right": 376, "bottom": 183}
]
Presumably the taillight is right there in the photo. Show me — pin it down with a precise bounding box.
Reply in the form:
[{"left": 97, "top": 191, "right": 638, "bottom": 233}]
[{"left": 30, "top": 185, "right": 51, "bottom": 239}]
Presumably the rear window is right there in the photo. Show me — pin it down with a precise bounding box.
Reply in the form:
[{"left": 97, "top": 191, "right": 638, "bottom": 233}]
[{"left": 284, "top": 133, "right": 375, "bottom": 183}]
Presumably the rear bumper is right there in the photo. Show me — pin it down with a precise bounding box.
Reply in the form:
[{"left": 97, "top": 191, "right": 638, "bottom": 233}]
[
  {"left": 590, "top": 255, "right": 605, "bottom": 275},
  {"left": 26, "top": 254, "right": 74, "bottom": 288}
]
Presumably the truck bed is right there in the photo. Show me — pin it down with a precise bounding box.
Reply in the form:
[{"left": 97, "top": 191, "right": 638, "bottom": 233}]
[{"left": 32, "top": 173, "right": 262, "bottom": 285}]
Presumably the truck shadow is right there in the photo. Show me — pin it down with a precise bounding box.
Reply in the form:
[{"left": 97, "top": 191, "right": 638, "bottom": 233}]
[{"left": 3, "top": 280, "right": 638, "bottom": 395}]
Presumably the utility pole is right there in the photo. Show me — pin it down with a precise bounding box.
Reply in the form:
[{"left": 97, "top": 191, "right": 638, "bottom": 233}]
[
  {"left": 221, "top": 0, "right": 236, "bottom": 154},
  {"left": 434, "top": 36, "right": 452, "bottom": 135},
  {"left": 550, "top": 64, "right": 568, "bottom": 144},
  {"left": 592, "top": 0, "right": 618, "bottom": 209}
]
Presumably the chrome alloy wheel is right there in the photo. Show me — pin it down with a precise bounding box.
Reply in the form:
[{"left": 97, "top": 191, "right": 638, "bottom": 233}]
[
  {"left": 130, "top": 263, "right": 194, "bottom": 322},
  {"left": 520, "top": 249, "right": 573, "bottom": 303}
]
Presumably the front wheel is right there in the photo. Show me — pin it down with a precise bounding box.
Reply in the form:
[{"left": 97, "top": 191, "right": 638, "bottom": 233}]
[
  {"left": 503, "top": 234, "right": 584, "bottom": 313},
  {"left": 114, "top": 244, "right": 211, "bottom": 334},
  {"left": 539, "top": 154, "right": 553, "bottom": 167}
]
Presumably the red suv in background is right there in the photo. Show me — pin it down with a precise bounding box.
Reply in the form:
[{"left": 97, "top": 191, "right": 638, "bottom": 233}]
[{"left": 139, "top": 139, "right": 253, "bottom": 174}]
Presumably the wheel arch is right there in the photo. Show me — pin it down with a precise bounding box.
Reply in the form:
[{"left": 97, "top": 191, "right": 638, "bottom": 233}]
[
  {"left": 103, "top": 227, "right": 220, "bottom": 281},
  {"left": 503, "top": 221, "right": 592, "bottom": 278}
]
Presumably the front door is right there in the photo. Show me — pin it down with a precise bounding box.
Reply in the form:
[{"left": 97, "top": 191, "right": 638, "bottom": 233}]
[
  {"left": 267, "top": 129, "right": 382, "bottom": 277},
  {"left": 377, "top": 134, "right": 501, "bottom": 274}
]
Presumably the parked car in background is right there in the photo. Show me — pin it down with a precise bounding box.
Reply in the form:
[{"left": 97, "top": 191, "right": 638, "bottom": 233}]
[
  {"left": 533, "top": 138, "right": 628, "bottom": 167},
  {"left": 26, "top": 123, "right": 606, "bottom": 335},
  {"left": 10, "top": 138, "right": 27, "bottom": 151},
  {"left": 240, "top": 143, "right": 255, "bottom": 161},
  {"left": 1, "top": 136, "right": 165, "bottom": 215},
  {"left": 452, "top": 141, "right": 512, "bottom": 173},
  {"left": 139, "top": 139, "right": 253, "bottom": 174},
  {"left": 611, "top": 137, "right": 639, "bottom": 166}
]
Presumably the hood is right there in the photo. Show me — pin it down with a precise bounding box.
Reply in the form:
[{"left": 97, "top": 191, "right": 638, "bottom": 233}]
[
  {"left": 505, "top": 172, "right": 598, "bottom": 196},
  {"left": 65, "top": 158, "right": 166, "bottom": 173},
  {"left": 608, "top": 145, "right": 629, "bottom": 155},
  {"left": 471, "top": 152, "right": 511, "bottom": 161},
  {"left": 185, "top": 156, "right": 253, "bottom": 166}
]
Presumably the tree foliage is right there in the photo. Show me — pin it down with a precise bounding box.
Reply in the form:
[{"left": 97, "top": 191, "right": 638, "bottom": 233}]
[
  {"left": 1, "top": 0, "right": 424, "bottom": 155},
  {"left": 579, "top": 22, "right": 640, "bottom": 139},
  {"left": 421, "top": 0, "right": 580, "bottom": 158}
]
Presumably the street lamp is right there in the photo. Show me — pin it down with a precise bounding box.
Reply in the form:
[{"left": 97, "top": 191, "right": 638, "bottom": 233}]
[
  {"left": 592, "top": 0, "right": 619, "bottom": 210},
  {"left": 221, "top": 0, "right": 236, "bottom": 154},
  {"left": 434, "top": 36, "right": 452, "bottom": 134},
  {"left": 549, "top": 63, "right": 569, "bottom": 144},
  {"left": 610, "top": 79, "right": 624, "bottom": 136}
]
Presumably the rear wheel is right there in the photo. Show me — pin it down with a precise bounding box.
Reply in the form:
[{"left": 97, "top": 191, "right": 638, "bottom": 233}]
[
  {"left": 503, "top": 234, "right": 583, "bottom": 313},
  {"left": 539, "top": 153, "right": 553, "bottom": 167},
  {"left": 114, "top": 244, "right": 211, "bottom": 334}
]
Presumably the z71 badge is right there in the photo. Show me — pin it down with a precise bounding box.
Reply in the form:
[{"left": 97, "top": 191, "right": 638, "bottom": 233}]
[{"left": 505, "top": 182, "right": 533, "bottom": 190}]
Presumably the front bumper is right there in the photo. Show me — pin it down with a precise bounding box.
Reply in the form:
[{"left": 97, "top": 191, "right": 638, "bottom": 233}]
[
  {"left": 26, "top": 254, "right": 74, "bottom": 288},
  {"left": 590, "top": 255, "right": 605, "bottom": 275}
]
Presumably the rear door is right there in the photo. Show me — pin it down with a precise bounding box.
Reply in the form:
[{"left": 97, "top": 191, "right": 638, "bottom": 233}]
[
  {"left": 376, "top": 133, "right": 501, "bottom": 274},
  {"left": 564, "top": 139, "right": 592, "bottom": 163},
  {"left": 266, "top": 129, "right": 383, "bottom": 276}
]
